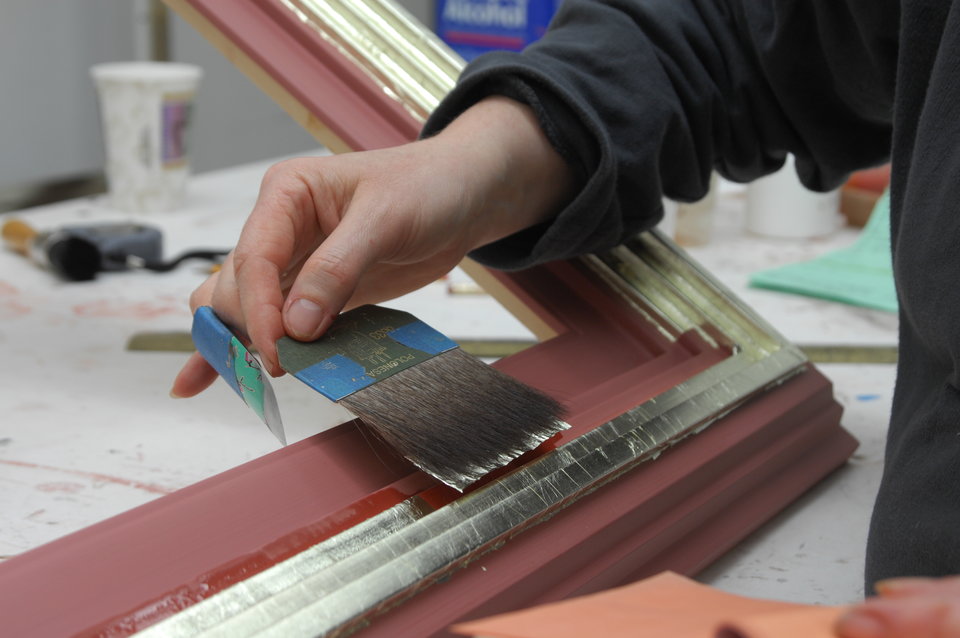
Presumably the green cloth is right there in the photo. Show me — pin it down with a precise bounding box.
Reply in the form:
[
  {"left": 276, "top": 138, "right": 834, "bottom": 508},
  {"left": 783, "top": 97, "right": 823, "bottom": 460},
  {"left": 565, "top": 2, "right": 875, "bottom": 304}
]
[{"left": 749, "top": 191, "right": 897, "bottom": 313}]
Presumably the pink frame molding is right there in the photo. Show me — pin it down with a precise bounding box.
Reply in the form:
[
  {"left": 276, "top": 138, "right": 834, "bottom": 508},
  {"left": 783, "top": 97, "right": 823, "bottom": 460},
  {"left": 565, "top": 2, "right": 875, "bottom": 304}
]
[{"left": 0, "top": 1, "right": 856, "bottom": 636}]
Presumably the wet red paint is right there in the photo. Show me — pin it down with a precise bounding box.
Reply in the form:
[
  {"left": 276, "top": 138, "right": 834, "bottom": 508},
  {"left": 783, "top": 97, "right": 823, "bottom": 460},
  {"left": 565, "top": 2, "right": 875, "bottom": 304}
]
[
  {"left": 0, "top": 459, "right": 175, "bottom": 495},
  {"left": 87, "top": 474, "right": 437, "bottom": 635}
]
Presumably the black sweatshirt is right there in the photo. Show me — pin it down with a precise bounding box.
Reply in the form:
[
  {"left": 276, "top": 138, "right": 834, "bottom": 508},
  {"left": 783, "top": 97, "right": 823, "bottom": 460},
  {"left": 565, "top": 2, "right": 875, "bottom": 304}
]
[{"left": 423, "top": 0, "right": 960, "bottom": 591}]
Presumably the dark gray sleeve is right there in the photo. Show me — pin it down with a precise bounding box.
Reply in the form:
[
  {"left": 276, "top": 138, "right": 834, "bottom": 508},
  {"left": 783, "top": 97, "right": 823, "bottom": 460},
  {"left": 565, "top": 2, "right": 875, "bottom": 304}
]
[{"left": 422, "top": 0, "right": 898, "bottom": 269}]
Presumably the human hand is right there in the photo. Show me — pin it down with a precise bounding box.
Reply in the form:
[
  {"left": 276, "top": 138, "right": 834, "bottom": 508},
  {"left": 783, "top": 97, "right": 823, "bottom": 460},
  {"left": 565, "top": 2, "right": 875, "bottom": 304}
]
[
  {"left": 835, "top": 576, "right": 960, "bottom": 637},
  {"left": 171, "top": 97, "right": 575, "bottom": 398}
]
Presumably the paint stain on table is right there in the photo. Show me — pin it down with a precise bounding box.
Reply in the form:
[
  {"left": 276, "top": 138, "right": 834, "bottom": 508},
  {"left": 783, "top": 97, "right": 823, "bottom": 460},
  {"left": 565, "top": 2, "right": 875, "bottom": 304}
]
[
  {"left": 35, "top": 482, "right": 86, "bottom": 494},
  {"left": 0, "top": 459, "right": 175, "bottom": 495},
  {"left": 0, "top": 282, "right": 31, "bottom": 318},
  {"left": 72, "top": 298, "right": 188, "bottom": 320},
  {"left": 0, "top": 300, "right": 31, "bottom": 319}
]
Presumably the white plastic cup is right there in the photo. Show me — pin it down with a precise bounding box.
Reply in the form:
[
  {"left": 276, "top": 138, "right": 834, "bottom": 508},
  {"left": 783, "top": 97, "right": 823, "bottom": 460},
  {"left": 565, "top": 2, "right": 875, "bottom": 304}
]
[
  {"left": 91, "top": 62, "right": 202, "bottom": 213},
  {"left": 745, "top": 155, "right": 842, "bottom": 239}
]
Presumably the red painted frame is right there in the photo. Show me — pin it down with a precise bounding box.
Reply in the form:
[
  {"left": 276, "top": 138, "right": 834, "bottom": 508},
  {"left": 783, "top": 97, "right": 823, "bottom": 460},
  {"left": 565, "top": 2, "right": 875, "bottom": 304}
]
[{"left": 0, "top": 1, "right": 856, "bottom": 635}]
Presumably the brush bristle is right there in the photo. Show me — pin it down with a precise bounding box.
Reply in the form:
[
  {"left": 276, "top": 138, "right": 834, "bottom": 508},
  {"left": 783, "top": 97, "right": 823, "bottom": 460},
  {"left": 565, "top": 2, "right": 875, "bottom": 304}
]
[{"left": 341, "top": 348, "right": 567, "bottom": 491}]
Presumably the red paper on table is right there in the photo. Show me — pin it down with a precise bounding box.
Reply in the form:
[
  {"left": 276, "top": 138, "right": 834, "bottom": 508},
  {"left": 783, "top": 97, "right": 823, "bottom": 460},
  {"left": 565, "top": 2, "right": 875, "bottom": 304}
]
[{"left": 450, "top": 571, "right": 847, "bottom": 638}]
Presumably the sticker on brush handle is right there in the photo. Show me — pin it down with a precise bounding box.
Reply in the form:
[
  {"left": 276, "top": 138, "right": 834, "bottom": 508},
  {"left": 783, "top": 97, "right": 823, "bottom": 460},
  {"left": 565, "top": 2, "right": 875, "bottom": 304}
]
[
  {"left": 277, "top": 305, "right": 457, "bottom": 401},
  {"left": 192, "top": 306, "right": 285, "bottom": 444}
]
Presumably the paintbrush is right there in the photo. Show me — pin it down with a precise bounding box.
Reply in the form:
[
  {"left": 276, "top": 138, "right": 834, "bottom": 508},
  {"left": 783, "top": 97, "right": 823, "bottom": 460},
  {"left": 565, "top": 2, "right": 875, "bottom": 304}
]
[
  {"left": 276, "top": 304, "right": 568, "bottom": 491},
  {"left": 2, "top": 218, "right": 226, "bottom": 280}
]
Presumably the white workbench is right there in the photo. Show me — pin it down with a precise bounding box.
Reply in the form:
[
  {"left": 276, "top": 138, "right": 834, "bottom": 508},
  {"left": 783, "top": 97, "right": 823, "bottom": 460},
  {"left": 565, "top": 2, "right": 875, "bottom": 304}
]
[
  {"left": 685, "top": 189, "right": 896, "bottom": 604},
  {"left": 0, "top": 155, "right": 897, "bottom": 608}
]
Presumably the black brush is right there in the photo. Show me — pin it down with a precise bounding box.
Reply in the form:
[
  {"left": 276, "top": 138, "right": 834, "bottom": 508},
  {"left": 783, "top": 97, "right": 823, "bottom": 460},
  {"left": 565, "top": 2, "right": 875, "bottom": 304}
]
[
  {"left": 1, "top": 219, "right": 223, "bottom": 280},
  {"left": 276, "top": 305, "right": 568, "bottom": 491}
]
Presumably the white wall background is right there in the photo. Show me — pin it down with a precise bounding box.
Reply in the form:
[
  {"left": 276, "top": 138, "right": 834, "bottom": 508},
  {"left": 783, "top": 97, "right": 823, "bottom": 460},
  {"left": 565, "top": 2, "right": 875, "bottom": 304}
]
[
  {"left": 0, "top": 0, "right": 436, "bottom": 195},
  {"left": 0, "top": 1, "right": 138, "bottom": 189}
]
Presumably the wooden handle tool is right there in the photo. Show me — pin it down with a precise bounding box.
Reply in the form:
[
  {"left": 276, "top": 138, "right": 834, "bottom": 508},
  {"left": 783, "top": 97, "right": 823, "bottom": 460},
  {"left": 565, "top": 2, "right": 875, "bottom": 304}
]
[{"left": 1, "top": 219, "right": 39, "bottom": 257}]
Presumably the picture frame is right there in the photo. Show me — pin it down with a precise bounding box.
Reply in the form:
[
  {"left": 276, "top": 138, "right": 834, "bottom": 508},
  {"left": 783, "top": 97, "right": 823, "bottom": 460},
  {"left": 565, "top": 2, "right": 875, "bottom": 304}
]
[{"left": 0, "top": 1, "right": 855, "bottom": 635}]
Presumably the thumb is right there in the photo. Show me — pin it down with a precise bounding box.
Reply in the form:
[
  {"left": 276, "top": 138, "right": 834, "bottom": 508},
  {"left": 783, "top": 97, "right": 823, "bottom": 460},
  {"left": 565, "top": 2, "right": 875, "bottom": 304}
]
[{"left": 282, "top": 220, "right": 376, "bottom": 341}]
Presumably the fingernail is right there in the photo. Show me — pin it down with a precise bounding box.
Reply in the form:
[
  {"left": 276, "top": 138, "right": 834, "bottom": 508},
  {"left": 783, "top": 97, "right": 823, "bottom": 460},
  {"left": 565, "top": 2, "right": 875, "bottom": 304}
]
[
  {"left": 836, "top": 610, "right": 887, "bottom": 638},
  {"left": 169, "top": 388, "right": 184, "bottom": 399},
  {"left": 286, "top": 298, "right": 327, "bottom": 340},
  {"left": 266, "top": 357, "right": 286, "bottom": 378}
]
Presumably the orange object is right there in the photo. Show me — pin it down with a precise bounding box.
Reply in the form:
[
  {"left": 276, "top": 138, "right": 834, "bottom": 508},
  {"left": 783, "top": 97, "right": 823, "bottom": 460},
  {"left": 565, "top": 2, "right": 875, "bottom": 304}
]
[
  {"left": 841, "top": 165, "right": 891, "bottom": 227},
  {"left": 451, "top": 572, "right": 847, "bottom": 638},
  {"left": 1, "top": 218, "right": 38, "bottom": 257},
  {"left": 846, "top": 164, "right": 891, "bottom": 192}
]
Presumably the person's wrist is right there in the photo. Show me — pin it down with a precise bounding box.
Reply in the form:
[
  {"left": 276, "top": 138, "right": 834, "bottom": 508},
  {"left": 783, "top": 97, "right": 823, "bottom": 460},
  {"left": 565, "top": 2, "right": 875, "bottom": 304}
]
[{"left": 434, "top": 96, "right": 576, "bottom": 249}]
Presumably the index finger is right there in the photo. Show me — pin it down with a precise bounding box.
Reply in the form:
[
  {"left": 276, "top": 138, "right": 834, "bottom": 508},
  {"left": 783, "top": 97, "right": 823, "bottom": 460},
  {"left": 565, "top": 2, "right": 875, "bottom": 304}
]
[{"left": 231, "top": 167, "right": 315, "bottom": 374}]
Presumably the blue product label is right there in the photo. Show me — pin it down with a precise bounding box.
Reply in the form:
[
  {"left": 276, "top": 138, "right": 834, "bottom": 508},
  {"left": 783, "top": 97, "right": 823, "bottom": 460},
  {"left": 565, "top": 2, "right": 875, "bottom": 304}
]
[
  {"left": 192, "top": 306, "right": 243, "bottom": 396},
  {"left": 192, "top": 306, "right": 286, "bottom": 443},
  {"left": 436, "top": 0, "right": 558, "bottom": 60},
  {"left": 293, "top": 353, "right": 377, "bottom": 400},
  {"left": 387, "top": 321, "right": 458, "bottom": 355},
  {"left": 276, "top": 305, "right": 458, "bottom": 401}
]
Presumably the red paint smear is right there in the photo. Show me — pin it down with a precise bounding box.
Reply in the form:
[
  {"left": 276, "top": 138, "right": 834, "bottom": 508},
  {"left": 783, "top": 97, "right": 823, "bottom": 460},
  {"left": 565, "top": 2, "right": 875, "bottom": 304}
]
[
  {"left": 105, "top": 383, "right": 711, "bottom": 633},
  {"left": 72, "top": 300, "right": 188, "bottom": 320},
  {"left": 36, "top": 482, "right": 86, "bottom": 494},
  {"left": 0, "top": 459, "right": 175, "bottom": 495},
  {"left": 87, "top": 474, "right": 436, "bottom": 635},
  {"left": 0, "top": 300, "right": 31, "bottom": 318}
]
